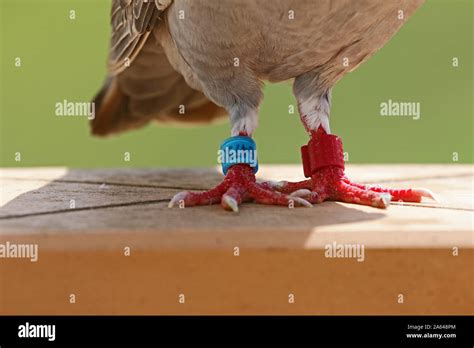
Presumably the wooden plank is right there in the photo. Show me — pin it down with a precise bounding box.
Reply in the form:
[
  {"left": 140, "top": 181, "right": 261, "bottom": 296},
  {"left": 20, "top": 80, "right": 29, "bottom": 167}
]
[
  {"left": 0, "top": 178, "right": 179, "bottom": 218},
  {"left": 0, "top": 167, "right": 223, "bottom": 190},
  {"left": 1, "top": 164, "right": 472, "bottom": 189},
  {"left": 0, "top": 199, "right": 471, "bottom": 250},
  {"left": 0, "top": 249, "right": 471, "bottom": 315},
  {"left": 0, "top": 166, "right": 472, "bottom": 315},
  {"left": 0, "top": 167, "right": 472, "bottom": 247}
]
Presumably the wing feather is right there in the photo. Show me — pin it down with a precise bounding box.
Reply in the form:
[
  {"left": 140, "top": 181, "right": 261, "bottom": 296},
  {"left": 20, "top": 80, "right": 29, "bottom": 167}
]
[{"left": 107, "top": 0, "right": 169, "bottom": 75}]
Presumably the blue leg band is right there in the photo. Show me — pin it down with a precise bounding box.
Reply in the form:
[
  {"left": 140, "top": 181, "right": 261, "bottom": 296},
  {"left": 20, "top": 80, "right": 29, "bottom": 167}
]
[{"left": 219, "top": 136, "right": 259, "bottom": 175}]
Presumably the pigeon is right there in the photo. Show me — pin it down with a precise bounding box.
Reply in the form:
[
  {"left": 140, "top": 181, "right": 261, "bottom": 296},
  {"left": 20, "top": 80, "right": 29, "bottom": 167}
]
[{"left": 92, "top": 0, "right": 435, "bottom": 212}]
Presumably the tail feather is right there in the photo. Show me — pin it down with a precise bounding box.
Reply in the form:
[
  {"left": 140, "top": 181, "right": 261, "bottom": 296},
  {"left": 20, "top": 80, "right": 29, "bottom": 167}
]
[
  {"left": 90, "top": 30, "right": 227, "bottom": 137},
  {"left": 90, "top": 76, "right": 228, "bottom": 136},
  {"left": 91, "top": 78, "right": 134, "bottom": 136}
]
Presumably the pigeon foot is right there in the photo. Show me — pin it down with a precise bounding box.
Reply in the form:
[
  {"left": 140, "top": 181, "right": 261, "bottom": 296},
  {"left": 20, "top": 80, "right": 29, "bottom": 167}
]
[
  {"left": 168, "top": 164, "right": 312, "bottom": 212},
  {"left": 261, "top": 127, "right": 436, "bottom": 209},
  {"left": 261, "top": 166, "right": 436, "bottom": 209}
]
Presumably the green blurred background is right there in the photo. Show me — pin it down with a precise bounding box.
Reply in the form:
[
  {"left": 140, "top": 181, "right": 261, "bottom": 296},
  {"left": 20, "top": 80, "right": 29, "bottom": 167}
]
[{"left": 1, "top": 0, "right": 472, "bottom": 168}]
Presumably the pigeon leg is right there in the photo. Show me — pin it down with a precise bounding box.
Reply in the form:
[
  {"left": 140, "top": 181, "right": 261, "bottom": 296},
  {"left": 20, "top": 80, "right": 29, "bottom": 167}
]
[
  {"left": 168, "top": 92, "right": 314, "bottom": 211},
  {"left": 259, "top": 77, "right": 437, "bottom": 209}
]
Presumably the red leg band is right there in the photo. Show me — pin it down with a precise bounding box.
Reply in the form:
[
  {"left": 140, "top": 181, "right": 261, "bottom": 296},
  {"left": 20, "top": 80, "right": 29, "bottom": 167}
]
[{"left": 301, "top": 127, "right": 345, "bottom": 178}]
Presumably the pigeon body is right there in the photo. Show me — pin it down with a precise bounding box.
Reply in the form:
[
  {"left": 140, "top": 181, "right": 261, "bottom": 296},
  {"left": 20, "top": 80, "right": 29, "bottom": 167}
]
[{"left": 92, "top": 0, "right": 424, "bottom": 136}]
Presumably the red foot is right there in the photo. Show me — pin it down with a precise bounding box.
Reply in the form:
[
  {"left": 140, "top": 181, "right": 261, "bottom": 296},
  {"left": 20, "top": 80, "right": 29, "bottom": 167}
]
[
  {"left": 168, "top": 164, "right": 312, "bottom": 212},
  {"left": 262, "top": 166, "right": 435, "bottom": 209},
  {"left": 261, "top": 127, "right": 436, "bottom": 209}
]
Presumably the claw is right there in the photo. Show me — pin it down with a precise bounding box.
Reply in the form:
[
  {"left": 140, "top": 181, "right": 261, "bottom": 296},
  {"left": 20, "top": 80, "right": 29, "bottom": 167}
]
[
  {"left": 262, "top": 180, "right": 288, "bottom": 190},
  {"left": 168, "top": 191, "right": 189, "bottom": 208},
  {"left": 413, "top": 188, "right": 438, "bottom": 202},
  {"left": 289, "top": 189, "right": 312, "bottom": 198},
  {"left": 222, "top": 194, "right": 239, "bottom": 212},
  {"left": 376, "top": 192, "right": 392, "bottom": 209},
  {"left": 261, "top": 179, "right": 313, "bottom": 194},
  {"left": 290, "top": 196, "right": 313, "bottom": 208}
]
